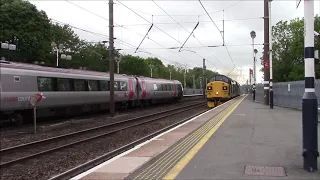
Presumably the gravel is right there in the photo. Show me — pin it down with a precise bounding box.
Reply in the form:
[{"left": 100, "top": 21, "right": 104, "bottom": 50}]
[
  {"left": 0, "top": 97, "right": 204, "bottom": 149},
  {"left": 0, "top": 104, "right": 207, "bottom": 180}
]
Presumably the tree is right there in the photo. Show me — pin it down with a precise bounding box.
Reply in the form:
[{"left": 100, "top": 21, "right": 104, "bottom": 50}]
[
  {"left": 1, "top": 0, "right": 52, "bottom": 63},
  {"left": 261, "top": 15, "right": 320, "bottom": 82}
]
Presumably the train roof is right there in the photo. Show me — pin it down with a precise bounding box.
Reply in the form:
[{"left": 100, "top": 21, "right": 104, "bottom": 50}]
[
  {"left": 210, "top": 74, "right": 239, "bottom": 85},
  {"left": 0, "top": 60, "right": 180, "bottom": 83}
]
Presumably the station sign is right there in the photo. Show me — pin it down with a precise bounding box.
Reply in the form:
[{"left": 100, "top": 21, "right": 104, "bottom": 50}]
[{"left": 264, "top": 60, "right": 270, "bottom": 68}]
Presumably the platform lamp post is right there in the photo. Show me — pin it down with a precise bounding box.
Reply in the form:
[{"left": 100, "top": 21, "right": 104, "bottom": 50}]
[
  {"left": 149, "top": 64, "right": 153, "bottom": 78},
  {"left": 250, "top": 30, "right": 257, "bottom": 101},
  {"left": 51, "top": 42, "right": 64, "bottom": 67},
  {"left": 115, "top": 55, "right": 122, "bottom": 74},
  {"left": 1, "top": 42, "right": 16, "bottom": 61}
]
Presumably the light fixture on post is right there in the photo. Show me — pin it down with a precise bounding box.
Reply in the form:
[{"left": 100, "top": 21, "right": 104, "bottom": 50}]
[
  {"left": 51, "top": 42, "right": 64, "bottom": 67},
  {"left": 1, "top": 42, "right": 16, "bottom": 61},
  {"left": 115, "top": 54, "right": 122, "bottom": 74},
  {"left": 250, "top": 30, "right": 256, "bottom": 101}
]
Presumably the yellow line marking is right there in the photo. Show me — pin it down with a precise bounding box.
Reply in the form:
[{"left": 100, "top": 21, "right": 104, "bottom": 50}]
[
  {"left": 163, "top": 95, "right": 246, "bottom": 180},
  {"left": 155, "top": 103, "right": 238, "bottom": 179},
  {"left": 133, "top": 96, "right": 244, "bottom": 180},
  {"left": 133, "top": 104, "right": 228, "bottom": 179},
  {"left": 135, "top": 97, "right": 242, "bottom": 180},
  {"left": 135, "top": 103, "right": 233, "bottom": 180}
]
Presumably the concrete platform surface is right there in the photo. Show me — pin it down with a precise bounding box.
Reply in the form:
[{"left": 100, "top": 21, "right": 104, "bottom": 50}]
[
  {"left": 172, "top": 96, "right": 320, "bottom": 179},
  {"left": 71, "top": 95, "right": 243, "bottom": 180}
]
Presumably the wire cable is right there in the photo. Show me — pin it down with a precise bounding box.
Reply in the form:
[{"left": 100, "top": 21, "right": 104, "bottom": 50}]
[
  {"left": 199, "top": 0, "right": 239, "bottom": 71},
  {"left": 115, "top": 17, "right": 263, "bottom": 27},
  {"left": 152, "top": 0, "right": 223, "bottom": 69},
  {"left": 64, "top": 0, "right": 199, "bottom": 67},
  {"left": 50, "top": 19, "right": 189, "bottom": 66},
  {"left": 152, "top": 0, "right": 221, "bottom": 67}
]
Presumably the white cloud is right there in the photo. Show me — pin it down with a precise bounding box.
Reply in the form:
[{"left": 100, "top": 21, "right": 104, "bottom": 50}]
[{"left": 28, "top": 0, "right": 320, "bottom": 85}]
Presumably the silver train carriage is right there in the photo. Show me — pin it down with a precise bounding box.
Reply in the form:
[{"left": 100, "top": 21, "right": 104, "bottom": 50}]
[{"left": 0, "top": 60, "right": 183, "bottom": 124}]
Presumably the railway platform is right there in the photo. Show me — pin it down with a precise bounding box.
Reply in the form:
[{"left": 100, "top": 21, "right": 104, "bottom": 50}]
[{"left": 72, "top": 94, "right": 320, "bottom": 180}]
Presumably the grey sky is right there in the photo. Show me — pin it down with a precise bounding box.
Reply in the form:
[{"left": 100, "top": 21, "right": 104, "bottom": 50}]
[{"left": 29, "top": 0, "right": 320, "bottom": 84}]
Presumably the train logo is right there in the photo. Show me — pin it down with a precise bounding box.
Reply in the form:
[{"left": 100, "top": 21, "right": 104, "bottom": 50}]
[{"left": 35, "top": 93, "right": 46, "bottom": 103}]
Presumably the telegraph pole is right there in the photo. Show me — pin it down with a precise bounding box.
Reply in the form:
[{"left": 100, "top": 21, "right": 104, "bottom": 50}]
[
  {"left": 192, "top": 75, "right": 196, "bottom": 89},
  {"left": 264, "top": 0, "right": 270, "bottom": 105},
  {"left": 109, "top": 0, "right": 115, "bottom": 117},
  {"left": 202, "top": 58, "right": 206, "bottom": 99},
  {"left": 269, "top": 0, "right": 274, "bottom": 109},
  {"left": 301, "top": 0, "right": 318, "bottom": 172}
]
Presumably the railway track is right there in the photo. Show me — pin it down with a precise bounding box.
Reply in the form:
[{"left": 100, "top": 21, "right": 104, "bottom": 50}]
[
  {"left": 0, "top": 101, "right": 204, "bottom": 169},
  {"left": 0, "top": 95, "right": 202, "bottom": 133}
]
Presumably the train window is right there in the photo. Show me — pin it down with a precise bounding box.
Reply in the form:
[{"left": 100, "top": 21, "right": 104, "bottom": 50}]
[
  {"left": 57, "top": 78, "right": 71, "bottom": 91},
  {"left": 120, "top": 81, "right": 127, "bottom": 91},
  {"left": 222, "top": 76, "right": 229, "bottom": 83},
  {"left": 114, "top": 81, "right": 119, "bottom": 91},
  {"left": 161, "top": 84, "right": 166, "bottom": 91},
  {"left": 215, "top": 75, "right": 222, "bottom": 81},
  {"left": 37, "top": 77, "right": 53, "bottom": 91},
  {"left": 88, "top": 80, "right": 99, "bottom": 91},
  {"left": 100, "top": 80, "right": 109, "bottom": 91},
  {"left": 153, "top": 84, "right": 158, "bottom": 91},
  {"left": 74, "top": 79, "right": 86, "bottom": 91}
]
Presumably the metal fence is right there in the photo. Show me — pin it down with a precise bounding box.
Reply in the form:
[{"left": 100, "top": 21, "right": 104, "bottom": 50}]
[
  {"left": 183, "top": 88, "right": 204, "bottom": 95},
  {"left": 251, "top": 79, "right": 320, "bottom": 110}
]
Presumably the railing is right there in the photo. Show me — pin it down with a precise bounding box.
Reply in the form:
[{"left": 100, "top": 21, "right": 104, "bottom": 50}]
[{"left": 241, "top": 80, "right": 320, "bottom": 112}]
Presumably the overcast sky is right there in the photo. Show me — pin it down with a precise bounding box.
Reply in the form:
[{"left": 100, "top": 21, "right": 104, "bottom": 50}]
[{"left": 28, "top": 0, "right": 319, "bottom": 85}]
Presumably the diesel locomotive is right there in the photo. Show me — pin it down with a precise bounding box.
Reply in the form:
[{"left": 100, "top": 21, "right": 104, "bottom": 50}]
[{"left": 206, "top": 74, "right": 240, "bottom": 108}]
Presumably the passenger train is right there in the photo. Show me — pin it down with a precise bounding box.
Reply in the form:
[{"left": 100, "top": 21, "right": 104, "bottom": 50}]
[
  {"left": 0, "top": 60, "right": 184, "bottom": 125},
  {"left": 206, "top": 74, "right": 240, "bottom": 108}
]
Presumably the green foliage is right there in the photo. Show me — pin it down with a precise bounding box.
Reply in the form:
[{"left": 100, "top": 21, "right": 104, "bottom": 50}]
[
  {"left": 261, "top": 15, "right": 320, "bottom": 82},
  {"left": 0, "top": 0, "right": 218, "bottom": 88}
]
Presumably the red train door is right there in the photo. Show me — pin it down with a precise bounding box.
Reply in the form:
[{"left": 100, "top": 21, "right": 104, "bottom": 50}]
[
  {"left": 128, "top": 79, "right": 134, "bottom": 100},
  {"left": 141, "top": 79, "right": 147, "bottom": 99},
  {"left": 173, "top": 83, "right": 177, "bottom": 96}
]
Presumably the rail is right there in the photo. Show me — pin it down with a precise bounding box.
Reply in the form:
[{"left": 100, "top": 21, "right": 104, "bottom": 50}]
[{"left": 0, "top": 101, "right": 204, "bottom": 168}]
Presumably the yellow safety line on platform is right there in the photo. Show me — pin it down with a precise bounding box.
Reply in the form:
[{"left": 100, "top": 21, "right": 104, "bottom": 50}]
[
  {"left": 131, "top": 95, "right": 245, "bottom": 180},
  {"left": 133, "top": 102, "right": 233, "bottom": 180},
  {"left": 163, "top": 95, "right": 246, "bottom": 180}
]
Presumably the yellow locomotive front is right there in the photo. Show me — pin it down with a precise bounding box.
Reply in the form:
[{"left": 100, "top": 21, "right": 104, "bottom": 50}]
[{"left": 206, "top": 74, "right": 239, "bottom": 108}]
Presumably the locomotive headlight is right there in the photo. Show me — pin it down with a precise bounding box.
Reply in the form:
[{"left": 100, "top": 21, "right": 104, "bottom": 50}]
[
  {"left": 207, "top": 86, "right": 212, "bottom": 90},
  {"left": 216, "top": 92, "right": 219, "bottom": 95}
]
